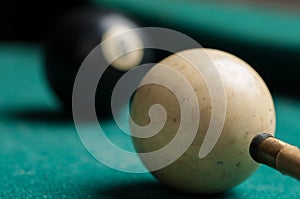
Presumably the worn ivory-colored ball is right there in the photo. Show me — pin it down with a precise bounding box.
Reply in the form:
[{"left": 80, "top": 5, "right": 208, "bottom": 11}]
[{"left": 130, "top": 49, "right": 275, "bottom": 194}]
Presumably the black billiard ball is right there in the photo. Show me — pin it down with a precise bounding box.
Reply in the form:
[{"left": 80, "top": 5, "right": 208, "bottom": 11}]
[{"left": 44, "top": 6, "right": 158, "bottom": 117}]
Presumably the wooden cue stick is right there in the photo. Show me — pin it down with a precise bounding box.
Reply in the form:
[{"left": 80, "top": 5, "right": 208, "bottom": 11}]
[{"left": 250, "top": 133, "right": 300, "bottom": 180}]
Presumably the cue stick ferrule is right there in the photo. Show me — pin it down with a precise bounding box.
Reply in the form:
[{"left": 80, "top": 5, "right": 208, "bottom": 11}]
[{"left": 250, "top": 133, "right": 300, "bottom": 180}]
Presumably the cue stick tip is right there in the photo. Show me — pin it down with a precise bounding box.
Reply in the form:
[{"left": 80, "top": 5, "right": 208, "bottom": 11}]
[{"left": 249, "top": 132, "right": 300, "bottom": 180}]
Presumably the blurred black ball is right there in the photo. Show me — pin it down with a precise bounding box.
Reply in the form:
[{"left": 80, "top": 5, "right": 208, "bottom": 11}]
[{"left": 44, "top": 6, "right": 159, "bottom": 117}]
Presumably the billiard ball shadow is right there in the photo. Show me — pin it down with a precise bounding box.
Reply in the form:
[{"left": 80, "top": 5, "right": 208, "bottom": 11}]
[
  {"left": 97, "top": 180, "right": 237, "bottom": 199},
  {"left": 7, "top": 103, "right": 122, "bottom": 125},
  {"left": 7, "top": 106, "right": 73, "bottom": 124}
]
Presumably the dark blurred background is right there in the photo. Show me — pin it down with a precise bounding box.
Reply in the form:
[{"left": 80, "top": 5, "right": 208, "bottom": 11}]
[
  {"left": 0, "top": 0, "right": 88, "bottom": 41},
  {"left": 1, "top": 0, "right": 299, "bottom": 96},
  {"left": 1, "top": 0, "right": 300, "bottom": 41}
]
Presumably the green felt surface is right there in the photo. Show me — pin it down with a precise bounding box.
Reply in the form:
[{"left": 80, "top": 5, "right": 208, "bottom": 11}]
[
  {"left": 0, "top": 43, "right": 300, "bottom": 198},
  {"left": 93, "top": 0, "right": 300, "bottom": 93},
  {"left": 94, "top": 0, "right": 300, "bottom": 49}
]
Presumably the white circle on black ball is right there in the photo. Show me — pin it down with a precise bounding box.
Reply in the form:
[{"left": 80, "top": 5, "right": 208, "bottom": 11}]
[{"left": 101, "top": 25, "right": 144, "bottom": 71}]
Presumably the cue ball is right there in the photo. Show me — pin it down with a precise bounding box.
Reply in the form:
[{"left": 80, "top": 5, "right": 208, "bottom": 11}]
[
  {"left": 130, "top": 49, "right": 275, "bottom": 194},
  {"left": 44, "top": 6, "right": 155, "bottom": 116}
]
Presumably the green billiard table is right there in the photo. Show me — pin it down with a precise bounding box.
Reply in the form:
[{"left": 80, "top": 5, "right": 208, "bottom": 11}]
[
  {"left": 0, "top": 43, "right": 299, "bottom": 198},
  {"left": 1, "top": 1, "right": 300, "bottom": 198}
]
